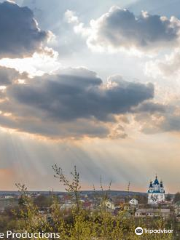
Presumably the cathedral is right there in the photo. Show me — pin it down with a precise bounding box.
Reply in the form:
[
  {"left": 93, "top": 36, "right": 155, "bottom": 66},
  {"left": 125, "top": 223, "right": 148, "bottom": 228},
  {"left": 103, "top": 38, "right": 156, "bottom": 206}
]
[{"left": 148, "top": 175, "right": 165, "bottom": 204}]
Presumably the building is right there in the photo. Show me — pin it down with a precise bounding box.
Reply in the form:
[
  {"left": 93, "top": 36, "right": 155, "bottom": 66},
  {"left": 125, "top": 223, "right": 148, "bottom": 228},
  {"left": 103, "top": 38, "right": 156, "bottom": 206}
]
[
  {"left": 174, "top": 201, "right": 180, "bottom": 222},
  {"left": 129, "top": 198, "right": 138, "bottom": 206},
  {"left": 104, "top": 200, "right": 115, "bottom": 210},
  {"left": 148, "top": 175, "right": 165, "bottom": 205},
  {"left": 100, "top": 199, "right": 115, "bottom": 210},
  {"left": 174, "top": 201, "right": 180, "bottom": 215},
  {"left": 135, "top": 208, "right": 171, "bottom": 218},
  {"left": 0, "top": 198, "right": 18, "bottom": 212}
]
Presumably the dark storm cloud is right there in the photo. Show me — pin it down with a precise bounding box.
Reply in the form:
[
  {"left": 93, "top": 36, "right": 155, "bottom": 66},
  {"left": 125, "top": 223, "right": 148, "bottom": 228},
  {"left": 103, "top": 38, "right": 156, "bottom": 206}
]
[
  {"left": 8, "top": 68, "right": 154, "bottom": 122},
  {"left": 0, "top": 66, "right": 21, "bottom": 85},
  {"left": 0, "top": 113, "right": 109, "bottom": 139},
  {"left": 0, "top": 1, "right": 49, "bottom": 58},
  {"left": 87, "top": 6, "right": 180, "bottom": 52}
]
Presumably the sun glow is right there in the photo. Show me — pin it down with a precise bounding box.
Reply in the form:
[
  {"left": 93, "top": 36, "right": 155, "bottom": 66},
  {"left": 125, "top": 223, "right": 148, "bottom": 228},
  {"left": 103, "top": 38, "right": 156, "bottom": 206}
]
[
  {"left": 0, "top": 51, "right": 61, "bottom": 77},
  {"left": 0, "top": 86, "right": 6, "bottom": 90}
]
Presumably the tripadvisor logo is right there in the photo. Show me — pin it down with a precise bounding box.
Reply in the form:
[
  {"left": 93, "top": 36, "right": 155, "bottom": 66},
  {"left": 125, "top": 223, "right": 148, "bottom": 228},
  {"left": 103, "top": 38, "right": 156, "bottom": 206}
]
[
  {"left": 135, "top": 227, "right": 143, "bottom": 235},
  {"left": 135, "top": 227, "right": 173, "bottom": 235}
]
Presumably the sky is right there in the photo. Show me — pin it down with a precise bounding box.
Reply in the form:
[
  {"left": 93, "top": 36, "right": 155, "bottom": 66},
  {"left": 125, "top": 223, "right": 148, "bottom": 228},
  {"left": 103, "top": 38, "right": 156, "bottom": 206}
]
[{"left": 0, "top": 0, "right": 180, "bottom": 193}]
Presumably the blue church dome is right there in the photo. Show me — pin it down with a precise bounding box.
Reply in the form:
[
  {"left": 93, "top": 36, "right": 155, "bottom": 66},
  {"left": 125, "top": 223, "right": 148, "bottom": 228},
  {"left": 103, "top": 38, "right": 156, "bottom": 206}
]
[
  {"left": 148, "top": 175, "right": 165, "bottom": 204},
  {"left": 153, "top": 176, "right": 159, "bottom": 185}
]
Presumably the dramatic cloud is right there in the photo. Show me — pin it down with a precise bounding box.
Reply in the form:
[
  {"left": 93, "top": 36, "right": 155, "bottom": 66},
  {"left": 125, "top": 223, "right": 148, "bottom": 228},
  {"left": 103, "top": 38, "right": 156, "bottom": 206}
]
[
  {"left": 67, "top": 6, "right": 180, "bottom": 53},
  {"left": 0, "top": 68, "right": 154, "bottom": 139},
  {"left": 156, "top": 107, "right": 180, "bottom": 133},
  {"left": 133, "top": 101, "right": 166, "bottom": 114},
  {"left": 134, "top": 103, "right": 180, "bottom": 134},
  {"left": 0, "top": 1, "right": 49, "bottom": 58},
  {"left": 8, "top": 68, "right": 154, "bottom": 122}
]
